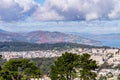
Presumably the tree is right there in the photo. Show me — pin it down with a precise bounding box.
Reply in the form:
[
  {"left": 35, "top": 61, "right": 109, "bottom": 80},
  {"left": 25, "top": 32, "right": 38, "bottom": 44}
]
[
  {"left": 0, "top": 59, "right": 41, "bottom": 80},
  {"left": 0, "top": 70, "right": 12, "bottom": 80},
  {"left": 79, "top": 53, "right": 98, "bottom": 80},
  {"left": 50, "top": 53, "right": 98, "bottom": 80},
  {"left": 50, "top": 52, "right": 80, "bottom": 80}
]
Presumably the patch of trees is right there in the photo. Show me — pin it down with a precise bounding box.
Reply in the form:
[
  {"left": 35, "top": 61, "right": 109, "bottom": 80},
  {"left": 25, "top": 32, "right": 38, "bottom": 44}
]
[
  {"left": 0, "top": 42, "right": 43, "bottom": 51},
  {"left": 32, "top": 57, "right": 56, "bottom": 74},
  {"left": 0, "top": 42, "right": 109, "bottom": 52},
  {"left": 50, "top": 52, "right": 98, "bottom": 80},
  {"left": 0, "top": 59, "right": 41, "bottom": 80}
]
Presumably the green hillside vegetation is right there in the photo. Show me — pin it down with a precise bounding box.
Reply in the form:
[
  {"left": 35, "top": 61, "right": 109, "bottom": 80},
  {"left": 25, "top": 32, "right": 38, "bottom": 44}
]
[{"left": 0, "top": 42, "right": 110, "bottom": 51}]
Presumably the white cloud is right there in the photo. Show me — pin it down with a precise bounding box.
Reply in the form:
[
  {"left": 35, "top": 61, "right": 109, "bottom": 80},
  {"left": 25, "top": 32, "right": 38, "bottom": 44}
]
[
  {"left": 108, "top": 0, "right": 120, "bottom": 19},
  {"left": 14, "top": 0, "right": 38, "bottom": 12},
  {"left": 0, "top": 0, "right": 15, "bottom": 8},
  {"left": 86, "top": 12, "right": 99, "bottom": 21},
  {"left": 1, "top": 0, "right": 120, "bottom": 22},
  {"left": 0, "top": 0, "right": 39, "bottom": 22},
  {"left": 32, "top": 7, "right": 64, "bottom": 21},
  {"left": 33, "top": 0, "right": 120, "bottom": 21}
]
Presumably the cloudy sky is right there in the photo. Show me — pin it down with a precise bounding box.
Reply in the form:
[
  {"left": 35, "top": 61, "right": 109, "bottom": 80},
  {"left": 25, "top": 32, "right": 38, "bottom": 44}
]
[{"left": 0, "top": 0, "right": 120, "bottom": 34}]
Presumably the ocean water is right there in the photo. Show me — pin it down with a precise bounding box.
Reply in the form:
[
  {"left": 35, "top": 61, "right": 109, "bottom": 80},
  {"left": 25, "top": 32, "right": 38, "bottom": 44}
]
[{"left": 101, "top": 40, "right": 120, "bottom": 48}]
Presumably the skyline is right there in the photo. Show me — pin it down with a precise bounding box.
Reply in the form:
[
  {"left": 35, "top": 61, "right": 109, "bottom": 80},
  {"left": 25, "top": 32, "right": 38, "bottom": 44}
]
[{"left": 0, "top": 0, "right": 120, "bottom": 34}]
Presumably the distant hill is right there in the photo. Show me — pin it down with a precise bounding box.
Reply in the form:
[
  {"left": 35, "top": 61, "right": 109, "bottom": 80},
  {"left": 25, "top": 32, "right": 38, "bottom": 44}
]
[
  {"left": 0, "top": 29, "right": 100, "bottom": 45},
  {"left": 24, "top": 31, "right": 100, "bottom": 45},
  {"left": 67, "top": 32, "right": 120, "bottom": 48},
  {"left": 68, "top": 32, "right": 120, "bottom": 41},
  {"left": 0, "top": 42, "right": 109, "bottom": 52}
]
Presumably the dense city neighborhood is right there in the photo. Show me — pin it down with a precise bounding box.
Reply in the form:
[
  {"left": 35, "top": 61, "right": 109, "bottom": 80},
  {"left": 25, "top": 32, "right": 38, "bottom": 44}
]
[{"left": 0, "top": 48, "right": 120, "bottom": 80}]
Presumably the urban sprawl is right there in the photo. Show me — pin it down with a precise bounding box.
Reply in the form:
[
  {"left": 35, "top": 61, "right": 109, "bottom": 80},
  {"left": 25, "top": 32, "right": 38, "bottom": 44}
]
[{"left": 1, "top": 48, "right": 120, "bottom": 80}]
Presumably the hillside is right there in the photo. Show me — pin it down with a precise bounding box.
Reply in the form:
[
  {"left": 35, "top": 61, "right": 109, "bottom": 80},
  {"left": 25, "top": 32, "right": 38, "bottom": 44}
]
[
  {"left": 24, "top": 31, "right": 100, "bottom": 45},
  {"left": 0, "top": 29, "right": 100, "bottom": 45},
  {"left": 0, "top": 42, "right": 109, "bottom": 52}
]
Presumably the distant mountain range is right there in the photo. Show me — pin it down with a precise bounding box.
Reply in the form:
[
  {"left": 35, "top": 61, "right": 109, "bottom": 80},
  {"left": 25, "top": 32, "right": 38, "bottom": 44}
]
[
  {"left": 68, "top": 32, "right": 120, "bottom": 48},
  {"left": 68, "top": 32, "right": 120, "bottom": 41},
  {"left": 0, "top": 29, "right": 100, "bottom": 45}
]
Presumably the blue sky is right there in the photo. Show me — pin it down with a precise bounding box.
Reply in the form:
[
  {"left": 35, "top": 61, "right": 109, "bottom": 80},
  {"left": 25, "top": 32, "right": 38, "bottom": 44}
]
[
  {"left": 0, "top": 0, "right": 120, "bottom": 34},
  {"left": 35, "top": 0, "right": 44, "bottom": 4}
]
